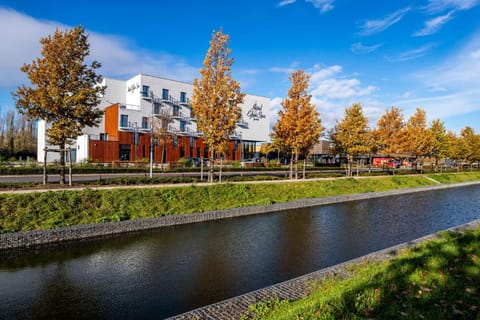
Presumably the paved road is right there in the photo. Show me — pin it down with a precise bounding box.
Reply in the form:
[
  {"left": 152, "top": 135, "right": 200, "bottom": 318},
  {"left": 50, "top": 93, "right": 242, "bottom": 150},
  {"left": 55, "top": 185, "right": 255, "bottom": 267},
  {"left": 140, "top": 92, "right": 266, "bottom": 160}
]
[{"left": 0, "top": 169, "right": 368, "bottom": 184}]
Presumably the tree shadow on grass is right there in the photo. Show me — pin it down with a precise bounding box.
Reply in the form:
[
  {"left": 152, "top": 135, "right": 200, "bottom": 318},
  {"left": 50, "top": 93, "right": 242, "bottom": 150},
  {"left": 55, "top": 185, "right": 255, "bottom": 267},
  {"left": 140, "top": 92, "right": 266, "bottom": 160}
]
[
  {"left": 321, "top": 230, "right": 480, "bottom": 319},
  {"left": 251, "top": 229, "right": 480, "bottom": 319}
]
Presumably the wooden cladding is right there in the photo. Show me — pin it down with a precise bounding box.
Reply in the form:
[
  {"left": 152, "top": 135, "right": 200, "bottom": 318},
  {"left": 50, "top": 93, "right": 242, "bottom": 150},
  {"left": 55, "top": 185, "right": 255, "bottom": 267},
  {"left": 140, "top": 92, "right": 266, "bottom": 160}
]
[
  {"left": 104, "top": 104, "right": 119, "bottom": 140},
  {"left": 88, "top": 132, "right": 242, "bottom": 163}
]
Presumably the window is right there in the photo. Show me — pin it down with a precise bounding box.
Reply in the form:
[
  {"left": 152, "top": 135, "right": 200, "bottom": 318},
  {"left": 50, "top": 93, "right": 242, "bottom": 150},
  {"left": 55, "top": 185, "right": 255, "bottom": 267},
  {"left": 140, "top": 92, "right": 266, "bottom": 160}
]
[
  {"left": 153, "top": 102, "right": 161, "bottom": 115},
  {"left": 99, "top": 133, "right": 108, "bottom": 141},
  {"left": 141, "top": 85, "right": 149, "bottom": 97},
  {"left": 120, "top": 114, "right": 128, "bottom": 127},
  {"left": 180, "top": 91, "right": 187, "bottom": 103},
  {"left": 173, "top": 106, "right": 180, "bottom": 117},
  {"left": 142, "top": 117, "right": 148, "bottom": 129},
  {"left": 162, "top": 88, "right": 169, "bottom": 100},
  {"left": 119, "top": 144, "right": 130, "bottom": 161},
  {"left": 180, "top": 120, "right": 186, "bottom": 132}
]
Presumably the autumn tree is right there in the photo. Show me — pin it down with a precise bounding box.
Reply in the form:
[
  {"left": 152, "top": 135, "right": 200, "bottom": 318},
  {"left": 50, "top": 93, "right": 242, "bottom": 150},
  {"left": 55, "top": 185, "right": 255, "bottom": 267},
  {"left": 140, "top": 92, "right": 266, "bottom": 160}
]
[
  {"left": 332, "top": 103, "right": 372, "bottom": 176},
  {"left": 191, "top": 29, "right": 245, "bottom": 182},
  {"left": 272, "top": 69, "right": 323, "bottom": 179},
  {"left": 429, "top": 119, "right": 449, "bottom": 168},
  {"left": 459, "top": 126, "right": 480, "bottom": 166},
  {"left": 151, "top": 108, "right": 175, "bottom": 168},
  {"left": 13, "top": 26, "right": 105, "bottom": 183},
  {"left": 401, "top": 108, "right": 434, "bottom": 161},
  {"left": 374, "top": 106, "right": 404, "bottom": 156}
]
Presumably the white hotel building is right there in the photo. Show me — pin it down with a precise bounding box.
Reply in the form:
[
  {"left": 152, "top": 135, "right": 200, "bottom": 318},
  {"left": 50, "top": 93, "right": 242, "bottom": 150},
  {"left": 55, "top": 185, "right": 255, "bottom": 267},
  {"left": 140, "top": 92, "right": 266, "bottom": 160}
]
[{"left": 38, "top": 74, "right": 270, "bottom": 163}]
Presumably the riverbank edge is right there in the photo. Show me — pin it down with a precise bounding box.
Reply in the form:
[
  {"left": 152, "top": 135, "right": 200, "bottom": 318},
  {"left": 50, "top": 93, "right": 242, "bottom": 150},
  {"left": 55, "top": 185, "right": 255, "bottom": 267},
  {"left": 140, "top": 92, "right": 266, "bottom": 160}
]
[
  {"left": 168, "top": 218, "right": 480, "bottom": 320},
  {"left": 1, "top": 180, "right": 479, "bottom": 250}
]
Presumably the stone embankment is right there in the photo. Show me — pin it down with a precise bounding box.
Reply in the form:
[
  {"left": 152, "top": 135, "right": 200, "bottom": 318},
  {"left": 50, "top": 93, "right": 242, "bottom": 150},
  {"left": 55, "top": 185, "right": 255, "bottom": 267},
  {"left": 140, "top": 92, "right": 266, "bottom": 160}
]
[
  {"left": 168, "top": 219, "right": 480, "bottom": 319},
  {"left": 1, "top": 181, "right": 479, "bottom": 250}
]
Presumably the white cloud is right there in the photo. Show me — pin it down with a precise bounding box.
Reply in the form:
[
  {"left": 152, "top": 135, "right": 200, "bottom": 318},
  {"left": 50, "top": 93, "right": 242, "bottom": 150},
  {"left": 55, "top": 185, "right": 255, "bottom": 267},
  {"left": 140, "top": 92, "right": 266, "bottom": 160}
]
[
  {"left": 385, "top": 44, "right": 435, "bottom": 62},
  {"left": 309, "top": 65, "right": 377, "bottom": 100},
  {"left": 268, "top": 64, "right": 380, "bottom": 130},
  {"left": 471, "top": 49, "right": 480, "bottom": 59},
  {"left": 401, "top": 32, "right": 480, "bottom": 129},
  {"left": 268, "top": 61, "right": 300, "bottom": 74},
  {"left": 414, "top": 34, "right": 480, "bottom": 87},
  {"left": 358, "top": 7, "right": 411, "bottom": 36},
  {"left": 0, "top": 7, "right": 197, "bottom": 90},
  {"left": 278, "top": 0, "right": 296, "bottom": 6},
  {"left": 311, "top": 78, "right": 377, "bottom": 99},
  {"left": 269, "top": 66, "right": 296, "bottom": 74},
  {"left": 269, "top": 97, "right": 283, "bottom": 129},
  {"left": 414, "top": 11, "right": 454, "bottom": 36},
  {"left": 425, "top": 0, "right": 479, "bottom": 14},
  {"left": 402, "top": 91, "right": 416, "bottom": 99},
  {"left": 396, "top": 90, "right": 480, "bottom": 121},
  {"left": 308, "top": 65, "right": 378, "bottom": 128},
  {"left": 351, "top": 42, "right": 383, "bottom": 54},
  {"left": 278, "top": 0, "right": 335, "bottom": 13},
  {"left": 305, "top": 0, "right": 335, "bottom": 13},
  {"left": 309, "top": 64, "right": 342, "bottom": 82},
  {"left": 428, "top": 83, "right": 446, "bottom": 92}
]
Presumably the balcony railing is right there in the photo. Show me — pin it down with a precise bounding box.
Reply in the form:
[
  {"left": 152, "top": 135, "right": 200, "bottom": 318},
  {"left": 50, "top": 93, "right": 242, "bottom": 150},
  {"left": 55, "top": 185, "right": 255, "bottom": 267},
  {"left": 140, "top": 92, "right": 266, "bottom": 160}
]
[
  {"left": 237, "top": 118, "right": 249, "bottom": 128},
  {"left": 141, "top": 90, "right": 151, "bottom": 100},
  {"left": 179, "top": 97, "right": 191, "bottom": 106}
]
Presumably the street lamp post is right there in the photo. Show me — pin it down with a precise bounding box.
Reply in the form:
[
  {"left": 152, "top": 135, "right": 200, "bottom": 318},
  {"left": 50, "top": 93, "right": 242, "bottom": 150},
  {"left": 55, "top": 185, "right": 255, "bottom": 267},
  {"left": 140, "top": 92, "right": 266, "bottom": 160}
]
[
  {"left": 128, "top": 121, "right": 138, "bottom": 161},
  {"left": 149, "top": 90, "right": 154, "bottom": 178}
]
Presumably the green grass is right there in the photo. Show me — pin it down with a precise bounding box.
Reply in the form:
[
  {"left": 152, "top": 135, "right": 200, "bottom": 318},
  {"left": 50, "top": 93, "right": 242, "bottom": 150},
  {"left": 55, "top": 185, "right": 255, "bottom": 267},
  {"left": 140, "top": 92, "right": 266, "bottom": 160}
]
[
  {"left": 0, "top": 172, "right": 478, "bottom": 233},
  {"left": 428, "top": 171, "right": 480, "bottom": 184},
  {"left": 245, "top": 227, "right": 480, "bottom": 319}
]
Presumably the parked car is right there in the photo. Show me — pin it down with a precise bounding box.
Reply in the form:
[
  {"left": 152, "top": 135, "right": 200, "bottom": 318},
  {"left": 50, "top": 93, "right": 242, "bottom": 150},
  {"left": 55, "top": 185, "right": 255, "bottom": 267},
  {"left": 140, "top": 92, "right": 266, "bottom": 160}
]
[
  {"left": 240, "top": 158, "right": 263, "bottom": 168},
  {"left": 187, "top": 157, "right": 202, "bottom": 167}
]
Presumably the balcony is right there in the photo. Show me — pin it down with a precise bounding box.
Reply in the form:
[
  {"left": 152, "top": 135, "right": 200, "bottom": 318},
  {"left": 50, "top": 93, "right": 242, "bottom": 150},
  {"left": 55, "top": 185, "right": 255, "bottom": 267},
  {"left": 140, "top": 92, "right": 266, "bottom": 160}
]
[
  {"left": 230, "top": 131, "right": 242, "bottom": 139},
  {"left": 141, "top": 90, "right": 152, "bottom": 100},
  {"left": 161, "top": 94, "right": 181, "bottom": 107},
  {"left": 179, "top": 97, "right": 191, "bottom": 107},
  {"left": 236, "top": 118, "right": 249, "bottom": 128}
]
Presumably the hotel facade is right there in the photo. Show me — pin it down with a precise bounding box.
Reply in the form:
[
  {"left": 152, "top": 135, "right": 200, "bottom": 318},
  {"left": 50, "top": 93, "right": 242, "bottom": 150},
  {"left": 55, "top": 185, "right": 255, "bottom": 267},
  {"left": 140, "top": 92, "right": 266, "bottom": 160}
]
[{"left": 37, "top": 74, "right": 270, "bottom": 164}]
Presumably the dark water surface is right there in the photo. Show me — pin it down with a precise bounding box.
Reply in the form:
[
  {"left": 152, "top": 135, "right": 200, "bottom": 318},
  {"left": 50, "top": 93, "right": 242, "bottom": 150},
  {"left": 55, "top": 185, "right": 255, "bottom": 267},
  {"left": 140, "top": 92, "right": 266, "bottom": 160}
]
[{"left": 1, "top": 185, "right": 479, "bottom": 319}]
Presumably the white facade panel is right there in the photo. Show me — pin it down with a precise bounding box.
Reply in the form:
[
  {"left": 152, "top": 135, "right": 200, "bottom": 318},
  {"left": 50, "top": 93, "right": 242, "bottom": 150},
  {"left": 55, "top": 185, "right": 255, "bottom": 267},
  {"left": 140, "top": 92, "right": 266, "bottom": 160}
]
[
  {"left": 75, "top": 135, "right": 89, "bottom": 163},
  {"left": 37, "top": 73, "right": 271, "bottom": 162},
  {"left": 238, "top": 95, "right": 270, "bottom": 142},
  {"left": 37, "top": 120, "right": 61, "bottom": 163},
  {"left": 83, "top": 78, "right": 127, "bottom": 137}
]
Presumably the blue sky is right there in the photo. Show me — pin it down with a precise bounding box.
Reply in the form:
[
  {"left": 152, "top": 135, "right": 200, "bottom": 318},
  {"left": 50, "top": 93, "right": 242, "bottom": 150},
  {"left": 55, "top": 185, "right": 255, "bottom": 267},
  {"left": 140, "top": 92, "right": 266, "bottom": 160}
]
[{"left": 1, "top": 0, "right": 479, "bottom": 133}]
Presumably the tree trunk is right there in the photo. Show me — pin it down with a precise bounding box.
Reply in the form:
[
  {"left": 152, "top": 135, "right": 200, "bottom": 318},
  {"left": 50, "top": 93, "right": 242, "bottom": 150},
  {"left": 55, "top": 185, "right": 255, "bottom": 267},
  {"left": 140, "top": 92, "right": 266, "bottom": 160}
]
[
  {"left": 68, "top": 149, "right": 73, "bottom": 186},
  {"left": 59, "top": 143, "right": 66, "bottom": 184},
  {"left": 43, "top": 147, "right": 48, "bottom": 185},
  {"left": 209, "top": 148, "right": 214, "bottom": 183},
  {"left": 303, "top": 158, "right": 306, "bottom": 179},
  {"left": 347, "top": 155, "right": 352, "bottom": 177},
  {"left": 219, "top": 156, "right": 223, "bottom": 183},
  {"left": 289, "top": 154, "right": 293, "bottom": 179},
  {"left": 295, "top": 152, "right": 299, "bottom": 179}
]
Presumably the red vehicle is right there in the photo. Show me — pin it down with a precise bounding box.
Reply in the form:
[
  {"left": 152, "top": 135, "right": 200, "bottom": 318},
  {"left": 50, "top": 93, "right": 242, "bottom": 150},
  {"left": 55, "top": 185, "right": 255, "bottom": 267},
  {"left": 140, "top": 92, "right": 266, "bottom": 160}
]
[{"left": 372, "top": 157, "right": 400, "bottom": 168}]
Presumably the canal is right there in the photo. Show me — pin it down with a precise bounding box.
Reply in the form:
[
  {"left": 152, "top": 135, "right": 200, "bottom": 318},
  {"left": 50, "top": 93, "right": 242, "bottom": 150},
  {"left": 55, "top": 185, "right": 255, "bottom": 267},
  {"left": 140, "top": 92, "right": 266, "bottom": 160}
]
[{"left": 1, "top": 184, "right": 479, "bottom": 319}]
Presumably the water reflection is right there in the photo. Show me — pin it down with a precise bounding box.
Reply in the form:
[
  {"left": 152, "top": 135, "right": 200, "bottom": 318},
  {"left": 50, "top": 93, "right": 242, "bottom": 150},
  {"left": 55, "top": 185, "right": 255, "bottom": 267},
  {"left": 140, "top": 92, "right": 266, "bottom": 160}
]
[{"left": 1, "top": 185, "right": 479, "bottom": 319}]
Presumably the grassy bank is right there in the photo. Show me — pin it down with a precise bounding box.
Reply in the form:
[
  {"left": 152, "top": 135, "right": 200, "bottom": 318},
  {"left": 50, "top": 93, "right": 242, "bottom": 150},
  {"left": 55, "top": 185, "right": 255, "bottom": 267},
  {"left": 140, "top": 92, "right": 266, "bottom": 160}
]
[
  {"left": 245, "top": 226, "right": 480, "bottom": 320},
  {"left": 427, "top": 171, "right": 480, "bottom": 184},
  {"left": 0, "top": 173, "right": 479, "bottom": 233}
]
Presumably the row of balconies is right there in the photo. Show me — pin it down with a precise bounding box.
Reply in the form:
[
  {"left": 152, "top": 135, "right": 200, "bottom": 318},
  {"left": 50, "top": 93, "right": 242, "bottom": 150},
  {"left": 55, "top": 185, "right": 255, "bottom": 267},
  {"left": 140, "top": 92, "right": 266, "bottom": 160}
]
[
  {"left": 141, "top": 90, "right": 190, "bottom": 107},
  {"left": 143, "top": 88, "right": 248, "bottom": 128}
]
